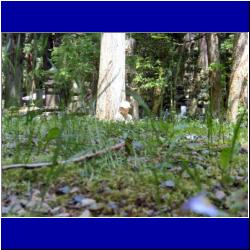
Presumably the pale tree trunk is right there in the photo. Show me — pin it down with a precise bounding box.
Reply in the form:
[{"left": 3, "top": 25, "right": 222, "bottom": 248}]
[
  {"left": 240, "top": 82, "right": 248, "bottom": 108},
  {"left": 227, "top": 33, "right": 249, "bottom": 122},
  {"left": 198, "top": 34, "right": 209, "bottom": 71},
  {"left": 96, "top": 33, "right": 126, "bottom": 120},
  {"left": 206, "top": 33, "right": 222, "bottom": 117},
  {"left": 26, "top": 33, "right": 38, "bottom": 106},
  {"left": 4, "top": 34, "right": 25, "bottom": 108},
  {"left": 130, "top": 96, "right": 139, "bottom": 120},
  {"left": 126, "top": 35, "right": 138, "bottom": 119}
]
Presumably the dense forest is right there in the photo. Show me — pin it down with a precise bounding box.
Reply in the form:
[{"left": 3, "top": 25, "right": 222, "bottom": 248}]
[{"left": 1, "top": 33, "right": 248, "bottom": 217}]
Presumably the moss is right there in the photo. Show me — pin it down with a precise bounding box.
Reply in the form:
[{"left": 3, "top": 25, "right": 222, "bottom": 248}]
[{"left": 2, "top": 114, "right": 248, "bottom": 217}]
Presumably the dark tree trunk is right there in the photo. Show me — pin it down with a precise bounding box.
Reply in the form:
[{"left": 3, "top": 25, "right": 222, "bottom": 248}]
[
  {"left": 4, "top": 33, "right": 25, "bottom": 108},
  {"left": 175, "top": 33, "right": 196, "bottom": 113},
  {"left": 206, "top": 33, "right": 222, "bottom": 117},
  {"left": 43, "top": 34, "right": 54, "bottom": 70},
  {"left": 189, "top": 33, "right": 209, "bottom": 116}
]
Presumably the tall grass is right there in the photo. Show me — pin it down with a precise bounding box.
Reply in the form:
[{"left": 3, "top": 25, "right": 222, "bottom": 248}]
[{"left": 219, "top": 109, "right": 247, "bottom": 184}]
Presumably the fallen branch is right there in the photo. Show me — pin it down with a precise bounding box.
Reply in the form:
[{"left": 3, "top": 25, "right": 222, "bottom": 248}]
[{"left": 2, "top": 141, "right": 125, "bottom": 171}]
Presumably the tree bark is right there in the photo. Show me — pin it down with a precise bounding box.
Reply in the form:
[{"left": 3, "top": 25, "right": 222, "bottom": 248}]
[
  {"left": 96, "top": 33, "right": 126, "bottom": 120},
  {"left": 4, "top": 34, "right": 25, "bottom": 108},
  {"left": 198, "top": 34, "right": 209, "bottom": 72},
  {"left": 152, "top": 87, "right": 163, "bottom": 116},
  {"left": 240, "top": 81, "right": 248, "bottom": 108},
  {"left": 206, "top": 33, "right": 222, "bottom": 117},
  {"left": 189, "top": 33, "right": 209, "bottom": 116},
  {"left": 130, "top": 96, "right": 139, "bottom": 119},
  {"left": 175, "top": 33, "right": 195, "bottom": 113},
  {"left": 227, "top": 33, "right": 249, "bottom": 122}
]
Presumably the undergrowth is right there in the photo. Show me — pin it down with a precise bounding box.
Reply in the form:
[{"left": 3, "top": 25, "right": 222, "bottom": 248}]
[{"left": 1, "top": 112, "right": 248, "bottom": 217}]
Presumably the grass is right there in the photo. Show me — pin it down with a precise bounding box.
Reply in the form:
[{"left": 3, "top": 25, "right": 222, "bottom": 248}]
[{"left": 1, "top": 111, "right": 248, "bottom": 217}]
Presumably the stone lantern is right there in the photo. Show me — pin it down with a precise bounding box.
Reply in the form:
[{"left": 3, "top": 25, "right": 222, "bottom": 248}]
[{"left": 44, "top": 79, "right": 58, "bottom": 110}]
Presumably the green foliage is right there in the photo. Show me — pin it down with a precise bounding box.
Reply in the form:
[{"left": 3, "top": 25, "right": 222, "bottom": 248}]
[
  {"left": 219, "top": 147, "right": 231, "bottom": 169},
  {"left": 23, "top": 34, "right": 50, "bottom": 86},
  {"left": 206, "top": 107, "right": 214, "bottom": 147},
  {"left": 219, "top": 33, "right": 235, "bottom": 90},
  {"left": 220, "top": 34, "right": 235, "bottom": 54},
  {"left": 219, "top": 110, "right": 246, "bottom": 185},
  {"left": 51, "top": 33, "right": 100, "bottom": 92},
  {"left": 133, "top": 57, "right": 166, "bottom": 90},
  {"left": 131, "top": 34, "right": 177, "bottom": 92},
  {"left": 45, "top": 127, "right": 61, "bottom": 141},
  {"left": 182, "top": 161, "right": 202, "bottom": 191}
]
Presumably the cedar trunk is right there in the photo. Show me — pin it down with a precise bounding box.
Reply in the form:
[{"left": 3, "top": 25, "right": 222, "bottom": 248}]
[
  {"left": 227, "top": 33, "right": 249, "bottom": 122},
  {"left": 206, "top": 33, "right": 222, "bottom": 117},
  {"left": 96, "top": 33, "right": 126, "bottom": 120},
  {"left": 4, "top": 34, "right": 25, "bottom": 108}
]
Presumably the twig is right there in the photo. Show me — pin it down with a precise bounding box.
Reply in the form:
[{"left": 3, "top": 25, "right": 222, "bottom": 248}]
[{"left": 2, "top": 141, "right": 125, "bottom": 171}]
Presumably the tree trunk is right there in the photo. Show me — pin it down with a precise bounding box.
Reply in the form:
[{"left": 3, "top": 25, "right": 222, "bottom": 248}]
[
  {"left": 175, "top": 33, "right": 195, "bottom": 113},
  {"left": 96, "top": 33, "right": 126, "bottom": 120},
  {"left": 189, "top": 34, "right": 209, "bottom": 116},
  {"left": 206, "top": 33, "right": 222, "bottom": 117},
  {"left": 43, "top": 34, "right": 54, "bottom": 70},
  {"left": 130, "top": 96, "right": 139, "bottom": 120},
  {"left": 240, "top": 81, "right": 248, "bottom": 108},
  {"left": 198, "top": 34, "right": 209, "bottom": 71},
  {"left": 152, "top": 87, "right": 163, "bottom": 116},
  {"left": 25, "top": 34, "right": 38, "bottom": 106},
  {"left": 4, "top": 34, "right": 25, "bottom": 108},
  {"left": 227, "top": 33, "right": 249, "bottom": 122}
]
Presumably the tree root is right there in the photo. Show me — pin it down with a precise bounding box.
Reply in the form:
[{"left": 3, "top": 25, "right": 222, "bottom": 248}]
[{"left": 2, "top": 141, "right": 125, "bottom": 171}]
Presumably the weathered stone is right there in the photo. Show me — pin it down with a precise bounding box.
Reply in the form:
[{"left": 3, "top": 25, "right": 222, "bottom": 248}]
[
  {"left": 70, "top": 187, "right": 80, "bottom": 193},
  {"left": 26, "top": 200, "right": 51, "bottom": 213},
  {"left": 215, "top": 190, "right": 226, "bottom": 200},
  {"left": 79, "top": 210, "right": 91, "bottom": 217},
  {"left": 51, "top": 206, "right": 65, "bottom": 215},
  {"left": 11, "top": 204, "right": 23, "bottom": 214},
  {"left": 57, "top": 213, "right": 70, "bottom": 217},
  {"left": 17, "top": 209, "right": 27, "bottom": 216},
  {"left": 89, "top": 203, "right": 103, "bottom": 211},
  {"left": 80, "top": 198, "right": 96, "bottom": 208},
  {"left": 161, "top": 180, "right": 175, "bottom": 188},
  {"left": 20, "top": 199, "right": 29, "bottom": 206},
  {"left": 2, "top": 206, "right": 11, "bottom": 215}
]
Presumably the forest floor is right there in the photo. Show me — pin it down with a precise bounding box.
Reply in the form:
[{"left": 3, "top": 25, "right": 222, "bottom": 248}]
[{"left": 1, "top": 111, "right": 248, "bottom": 217}]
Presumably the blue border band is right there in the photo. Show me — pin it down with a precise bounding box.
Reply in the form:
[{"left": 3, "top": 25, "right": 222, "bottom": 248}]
[
  {"left": 1, "top": 1, "right": 249, "bottom": 32},
  {"left": 1, "top": 218, "right": 249, "bottom": 249}
]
